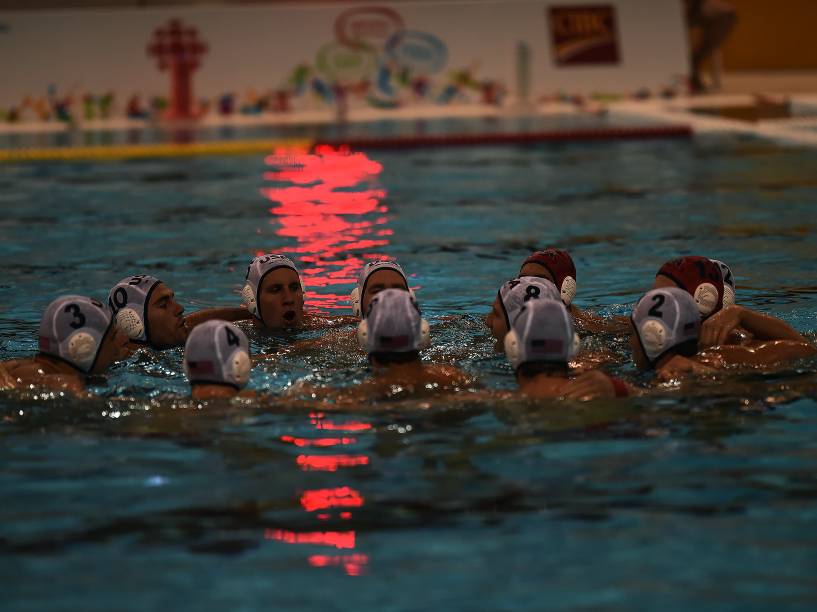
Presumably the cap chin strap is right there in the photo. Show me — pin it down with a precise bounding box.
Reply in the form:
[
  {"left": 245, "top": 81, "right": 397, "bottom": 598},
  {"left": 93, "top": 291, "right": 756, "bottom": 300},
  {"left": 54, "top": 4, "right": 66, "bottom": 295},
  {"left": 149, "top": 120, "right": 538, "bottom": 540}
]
[
  {"left": 67, "top": 331, "right": 99, "bottom": 373},
  {"left": 560, "top": 276, "right": 577, "bottom": 306},
  {"left": 694, "top": 283, "right": 719, "bottom": 317}
]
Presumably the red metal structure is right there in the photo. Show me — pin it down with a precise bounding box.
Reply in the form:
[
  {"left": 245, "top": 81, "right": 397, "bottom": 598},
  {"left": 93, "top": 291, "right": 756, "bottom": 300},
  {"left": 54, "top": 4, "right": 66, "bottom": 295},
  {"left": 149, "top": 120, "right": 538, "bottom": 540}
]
[{"left": 147, "top": 19, "right": 208, "bottom": 120}]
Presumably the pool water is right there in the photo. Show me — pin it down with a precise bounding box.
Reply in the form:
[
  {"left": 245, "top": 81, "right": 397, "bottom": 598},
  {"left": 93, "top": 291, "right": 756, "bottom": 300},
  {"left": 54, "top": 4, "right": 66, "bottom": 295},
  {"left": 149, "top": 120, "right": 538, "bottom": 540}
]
[{"left": 2, "top": 132, "right": 817, "bottom": 610}]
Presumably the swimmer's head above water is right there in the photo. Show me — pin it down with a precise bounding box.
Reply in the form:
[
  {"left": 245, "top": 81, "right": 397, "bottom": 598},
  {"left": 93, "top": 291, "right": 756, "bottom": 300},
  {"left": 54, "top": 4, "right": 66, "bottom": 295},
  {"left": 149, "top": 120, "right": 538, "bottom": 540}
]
[
  {"left": 351, "top": 260, "right": 411, "bottom": 319},
  {"left": 519, "top": 248, "right": 577, "bottom": 306},
  {"left": 39, "top": 295, "right": 129, "bottom": 375},
  {"left": 108, "top": 275, "right": 188, "bottom": 349},
  {"left": 630, "top": 287, "right": 701, "bottom": 371},
  {"left": 184, "top": 320, "right": 251, "bottom": 399},
  {"left": 654, "top": 256, "right": 724, "bottom": 318},
  {"left": 357, "top": 288, "right": 430, "bottom": 365},
  {"left": 504, "top": 297, "right": 580, "bottom": 377},
  {"left": 243, "top": 254, "right": 305, "bottom": 329},
  {"left": 486, "top": 276, "right": 561, "bottom": 352}
]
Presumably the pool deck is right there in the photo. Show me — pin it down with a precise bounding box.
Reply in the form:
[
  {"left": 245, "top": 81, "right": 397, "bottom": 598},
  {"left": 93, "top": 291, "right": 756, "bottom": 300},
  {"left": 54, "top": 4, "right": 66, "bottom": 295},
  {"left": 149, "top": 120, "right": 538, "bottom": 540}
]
[{"left": 2, "top": 71, "right": 817, "bottom": 159}]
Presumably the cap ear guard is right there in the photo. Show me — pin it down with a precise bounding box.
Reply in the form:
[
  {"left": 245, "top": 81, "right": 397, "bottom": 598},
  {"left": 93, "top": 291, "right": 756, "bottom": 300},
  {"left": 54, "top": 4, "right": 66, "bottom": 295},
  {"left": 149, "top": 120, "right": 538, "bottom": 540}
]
[
  {"left": 357, "top": 319, "right": 369, "bottom": 350},
  {"left": 67, "top": 331, "right": 98, "bottom": 372},
  {"left": 419, "top": 318, "right": 431, "bottom": 350},
  {"left": 694, "top": 283, "right": 719, "bottom": 317},
  {"left": 115, "top": 308, "right": 144, "bottom": 340},
  {"left": 560, "top": 276, "right": 577, "bottom": 306},
  {"left": 504, "top": 329, "right": 522, "bottom": 370},
  {"left": 569, "top": 331, "right": 581, "bottom": 359},
  {"left": 350, "top": 287, "right": 362, "bottom": 318},
  {"left": 639, "top": 319, "right": 668, "bottom": 358},
  {"left": 229, "top": 350, "right": 252, "bottom": 387},
  {"left": 241, "top": 283, "right": 258, "bottom": 317}
]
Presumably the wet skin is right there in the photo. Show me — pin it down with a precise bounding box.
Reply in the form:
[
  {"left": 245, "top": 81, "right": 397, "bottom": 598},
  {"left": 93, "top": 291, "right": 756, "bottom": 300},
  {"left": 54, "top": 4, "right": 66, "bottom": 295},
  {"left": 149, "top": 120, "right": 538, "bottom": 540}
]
[
  {"left": 146, "top": 283, "right": 188, "bottom": 349},
  {"left": 361, "top": 269, "right": 409, "bottom": 317},
  {"left": 257, "top": 267, "right": 305, "bottom": 329}
]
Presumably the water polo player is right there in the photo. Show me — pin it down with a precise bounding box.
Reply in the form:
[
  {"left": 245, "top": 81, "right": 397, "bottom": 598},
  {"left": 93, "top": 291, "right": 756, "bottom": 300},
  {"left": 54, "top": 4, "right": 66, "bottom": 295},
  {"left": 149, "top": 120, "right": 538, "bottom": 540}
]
[
  {"left": 351, "top": 259, "right": 412, "bottom": 319},
  {"left": 505, "top": 298, "right": 635, "bottom": 399},
  {"left": 519, "top": 248, "right": 617, "bottom": 333},
  {"left": 485, "top": 276, "right": 561, "bottom": 351},
  {"left": 630, "top": 287, "right": 816, "bottom": 381},
  {"left": 184, "top": 320, "right": 253, "bottom": 400},
  {"left": 0, "top": 295, "right": 129, "bottom": 394},
  {"left": 108, "top": 274, "right": 252, "bottom": 350}
]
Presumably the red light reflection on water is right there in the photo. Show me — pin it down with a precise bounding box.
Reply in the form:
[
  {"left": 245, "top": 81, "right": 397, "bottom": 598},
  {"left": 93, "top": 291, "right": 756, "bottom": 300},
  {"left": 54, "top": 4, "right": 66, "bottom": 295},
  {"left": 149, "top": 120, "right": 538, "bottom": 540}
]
[
  {"left": 296, "top": 454, "right": 370, "bottom": 471},
  {"left": 300, "top": 487, "right": 365, "bottom": 512},
  {"left": 308, "top": 554, "right": 369, "bottom": 576},
  {"left": 268, "top": 413, "right": 373, "bottom": 576},
  {"left": 261, "top": 144, "right": 392, "bottom": 311}
]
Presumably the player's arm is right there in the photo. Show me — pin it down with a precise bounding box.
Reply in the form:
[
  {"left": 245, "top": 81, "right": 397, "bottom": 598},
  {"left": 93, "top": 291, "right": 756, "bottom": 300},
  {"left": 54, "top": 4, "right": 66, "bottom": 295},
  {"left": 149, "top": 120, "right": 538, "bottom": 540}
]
[
  {"left": 701, "top": 305, "right": 806, "bottom": 346},
  {"left": 185, "top": 307, "right": 253, "bottom": 330}
]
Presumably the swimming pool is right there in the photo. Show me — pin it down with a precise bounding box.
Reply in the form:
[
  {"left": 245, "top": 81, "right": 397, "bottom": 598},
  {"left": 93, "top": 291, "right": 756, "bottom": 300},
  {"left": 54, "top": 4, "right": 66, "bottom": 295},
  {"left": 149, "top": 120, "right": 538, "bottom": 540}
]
[{"left": 2, "top": 131, "right": 817, "bottom": 610}]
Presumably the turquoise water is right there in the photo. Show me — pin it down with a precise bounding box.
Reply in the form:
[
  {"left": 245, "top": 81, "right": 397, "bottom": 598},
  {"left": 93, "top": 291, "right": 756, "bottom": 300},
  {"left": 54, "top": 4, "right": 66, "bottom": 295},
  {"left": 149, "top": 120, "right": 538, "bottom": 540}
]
[{"left": 2, "top": 132, "right": 817, "bottom": 610}]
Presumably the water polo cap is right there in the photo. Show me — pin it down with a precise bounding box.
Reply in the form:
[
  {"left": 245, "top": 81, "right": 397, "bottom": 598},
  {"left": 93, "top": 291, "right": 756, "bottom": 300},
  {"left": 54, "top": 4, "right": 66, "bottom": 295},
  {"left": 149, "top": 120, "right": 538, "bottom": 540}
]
[
  {"left": 350, "top": 259, "right": 413, "bottom": 318},
  {"left": 631, "top": 287, "right": 701, "bottom": 367},
  {"left": 183, "top": 320, "right": 252, "bottom": 390},
  {"left": 38, "top": 295, "right": 113, "bottom": 374},
  {"left": 521, "top": 249, "right": 577, "bottom": 306},
  {"left": 656, "top": 256, "right": 724, "bottom": 318},
  {"left": 242, "top": 254, "right": 305, "bottom": 325},
  {"left": 504, "top": 298, "right": 580, "bottom": 370},
  {"left": 108, "top": 275, "right": 163, "bottom": 343},
  {"left": 710, "top": 259, "right": 736, "bottom": 308},
  {"left": 497, "top": 276, "right": 561, "bottom": 330},
  {"left": 357, "top": 288, "right": 430, "bottom": 354}
]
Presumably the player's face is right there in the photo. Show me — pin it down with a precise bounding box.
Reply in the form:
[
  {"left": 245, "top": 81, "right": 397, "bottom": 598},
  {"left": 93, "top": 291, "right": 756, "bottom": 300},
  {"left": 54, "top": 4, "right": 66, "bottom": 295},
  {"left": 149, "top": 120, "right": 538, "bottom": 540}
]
[
  {"left": 146, "top": 283, "right": 188, "bottom": 349},
  {"left": 361, "top": 270, "right": 408, "bottom": 317},
  {"left": 258, "top": 268, "right": 304, "bottom": 328},
  {"left": 485, "top": 296, "right": 508, "bottom": 352}
]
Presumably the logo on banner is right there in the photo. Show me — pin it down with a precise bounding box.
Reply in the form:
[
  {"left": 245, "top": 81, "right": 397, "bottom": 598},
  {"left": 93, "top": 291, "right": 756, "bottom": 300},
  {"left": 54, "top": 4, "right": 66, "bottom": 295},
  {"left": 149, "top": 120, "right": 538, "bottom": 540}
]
[{"left": 548, "top": 5, "right": 619, "bottom": 66}]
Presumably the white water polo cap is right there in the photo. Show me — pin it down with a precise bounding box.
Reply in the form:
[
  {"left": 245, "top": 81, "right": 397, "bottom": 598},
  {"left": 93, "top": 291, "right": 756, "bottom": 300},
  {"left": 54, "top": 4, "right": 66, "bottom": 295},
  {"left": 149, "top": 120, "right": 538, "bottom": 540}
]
[
  {"left": 242, "top": 254, "right": 304, "bottom": 323},
  {"left": 498, "top": 276, "right": 561, "bottom": 329},
  {"left": 504, "top": 298, "right": 580, "bottom": 370},
  {"left": 631, "top": 287, "right": 701, "bottom": 366},
  {"left": 38, "top": 295, "right": 113, "bottom": 374},
  {"left": 357, "top": 288, "right": 430, "bottom": 354},
  {"left": 710, "top": 259, "right": 736, "bottom": 307},
  {"left": 108, "top": 274, "right": 163, "bottom": 343},
  {"left": 351, "top": 260, "right": 411, "bottom": 318},
  {"left": 183, "top": 320, "right": 252, "bottom": 390}
]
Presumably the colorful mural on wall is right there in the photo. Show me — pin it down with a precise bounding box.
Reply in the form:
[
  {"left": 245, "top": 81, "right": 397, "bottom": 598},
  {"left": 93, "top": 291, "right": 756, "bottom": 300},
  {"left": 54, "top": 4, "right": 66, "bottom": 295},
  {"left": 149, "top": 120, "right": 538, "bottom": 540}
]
[{"left": 1, "top": 6, "right": 505, "bottom": 125}]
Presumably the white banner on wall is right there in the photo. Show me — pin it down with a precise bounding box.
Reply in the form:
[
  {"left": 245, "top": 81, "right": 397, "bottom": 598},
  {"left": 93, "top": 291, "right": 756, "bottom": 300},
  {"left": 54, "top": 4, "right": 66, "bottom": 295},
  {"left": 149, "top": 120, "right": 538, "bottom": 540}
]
[{"left": 0, "top": 0, "right": 688, "bottom": 118}]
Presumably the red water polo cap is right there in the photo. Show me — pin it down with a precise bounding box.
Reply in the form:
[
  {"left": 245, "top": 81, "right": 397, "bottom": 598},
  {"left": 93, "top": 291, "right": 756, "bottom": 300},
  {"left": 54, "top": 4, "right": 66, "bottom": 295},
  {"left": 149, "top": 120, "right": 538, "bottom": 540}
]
[
  {"left": 521, "top": 249, "right": 577, "bottom": 305},
  {"left": 656, "top": 256, "right": 724, "bottom": 318}
]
